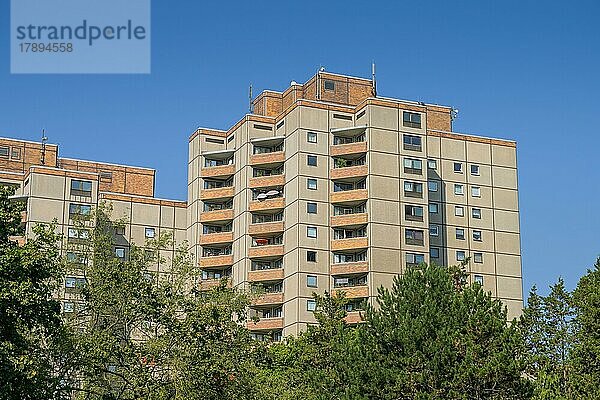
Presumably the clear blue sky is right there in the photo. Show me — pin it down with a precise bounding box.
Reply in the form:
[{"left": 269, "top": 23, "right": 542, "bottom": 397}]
[{"left": 1, "top": 1, "right": 598, "bottom": 296}]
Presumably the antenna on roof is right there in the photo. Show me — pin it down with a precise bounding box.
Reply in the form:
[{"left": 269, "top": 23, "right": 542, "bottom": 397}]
[
  {"left": 371, "top": 62, "right": 377, "bottom": 97},
  {"left": 41, "top": 128, "right": 48, "bottom": 165},
  {"left": 248, "top": 83, "right": 253, "bottom": 114}
]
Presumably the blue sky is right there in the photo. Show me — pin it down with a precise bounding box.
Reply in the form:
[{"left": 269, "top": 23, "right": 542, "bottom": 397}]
[{"left": 1, "top": 1, "right": 598, "bottom": 295}]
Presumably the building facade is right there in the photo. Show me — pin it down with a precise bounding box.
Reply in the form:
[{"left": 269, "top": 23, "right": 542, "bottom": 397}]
[
  {"left": 0, "top": 137, "right": 187, "bottom": 314},
  {"left": 1, "top": 70, "right": 522, "bottom": 341},
  {"left": 188, "top": 71, "right": 523, "bottom": 340}
]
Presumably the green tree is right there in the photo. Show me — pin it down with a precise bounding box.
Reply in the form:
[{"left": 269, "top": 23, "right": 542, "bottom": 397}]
[
  {"left": 260, "top": 292, "right": 365, "bottom": 400},
  {"left": 362, "top": 263, "right": 531, "bottom": 399},
  {"left": 520, "top": 278, "right": 574, "bottom": 399},
  {"left": 571, "top": 257, "right": 600, "bottom": 399},
  {"left": 66, "top": 205, "right": 265, "bottom": 399},
  {"left": 0, "top": 185, "right": 69, "bottom": 400}
]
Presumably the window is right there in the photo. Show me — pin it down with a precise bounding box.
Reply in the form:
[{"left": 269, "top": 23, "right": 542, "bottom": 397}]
[
  {"left": 99, "top": 171, "right": 113, "bottom": 182},
  {"left": 472, "top": 208, "right": 482, "bottom": 219},
  {"left": 471, "top": 165, "right": 480, "bottom": 176},
  {"left": 333, "top": 251, "right": 366, "bottom": 264},
  {"left": 428, "top": 181, "right": 438, "bottom": 192},
  {"left": 65, "top": 277, "right": 77, "bottom": 288},
  {"left": 455, "top": 206, "right": 464, "bottom": 217},
  {"left": 0, "top": 146, "right": 8, "bottom": 158},
  {"left": 403, "top": 158, "right": 422, "bottom": 173},
  {"left": 403, "top": 135, "right": 422, "bottom": 151},
  {"left": 145, "top": 228, "right": 155, "bottom": 238},
  {"left": 404, "top": 181, "right": 423, "bottom": 197},
  {"left": 428, "top": 159, "right": 437, "bottom": 169},
  {"left": 63, "top": 302, "right": 74, "bottom": 313},
  {"left": 406, "top": 252, "right": 425, "bottom": 266},
  {"left": 473, "top": 230, "right": 482, "bottom": 241},
  {"left": 454, "top": 184, "right": 464, "bottom": 195},
  {"left": 307, "top": 178, "right": 317, "bottom": 190},
  {"left": 307, "top": 132, "right": 317, "bottom": 143},
  {"left": 454, "top": 162, "right": 463, "bottom": 173},
  {"left": 115, "top": 248, "right": 125, "bottom": 259},
  {"left": 11, "top": 148, "right": 21, "bottom": 160},
  {"left": 307, "top": 275, "right": 317, "bottom": 288},
  {"left": 405, "top": 229, "right": 424, "bottom": 245},
  {"left": 307, "top": 202, "right": 317, "bottom": 214},
  {"left": 307, "top": 226, "right": 317, "bottom": 238},
  {"left": 69, "top": 203, "right": 92, "bottom": 217},
  {"left": 403, "top": 111, "right": 421, "bottom": 129},
  {"left": 429, "top": 203, "right": 439, "bottom": 214},
  {"left": 405, "top": 205, "right": 424, "bottom": 221},
  {"left": 307, "top": 251, "right": 317, "bottom": 262},
  {"left": 474, "top": 274, "right": 484, "bottom": 284},
  {"left": 307, "top": 155, "right": 317, "bottom": 166},
  {"left": 430, "top": 247, "right": 440, "bottom": 259},
  {"left": 115, "top": 226, "right": 125, "bottom": 235},
  {"left": 474, "top": 253, "right": 483, "bottom": 263},
  {"left": 429, "top": 225, "right": 439, "bottom": 237},
  {"left": 71, "top": 180, "right": 92, "bottom": 197},
  {"left": 324, "top": 80, "right": 335, "bottom": 91},
  {"left": 456, "top": 251, "right": 466, "bottom": 261},
  {"left": 206, "top": 138, "right": 224, "bottom": 144},
  {"left": 307, "top": 299, "right": 317, "bottom": 311},
  {"left": 456, "top": 228, "right": 465, "bottom": 240},
  {"left": 68, "top": 228, "right": 89, "bottom": 240},
  {"left": 228, "top": 135, "right": 235, "bottom": 142},
  {"left": 471, "top": 186, "right": 481, "bottom": 198}
]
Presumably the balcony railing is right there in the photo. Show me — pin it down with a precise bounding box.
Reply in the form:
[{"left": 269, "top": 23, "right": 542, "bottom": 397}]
[
  {"left": 249, "top": 197, "right": 285, "bottom": 212},
  {"left": 330, "top": 141, "right": 367, "bottom": 157},
  {"left": 201, "top": 164, "right": 235, "bottom": 178},
  {"left": 199, "top": 232, "right": 234, "bottom": 245},
  {"left": 331, "top": 261, "right": 369, "bottom": 276},
  {"left": 246, "top": 317, "right": 284, "bottom": 331},
  {"left": 200, "top": 209, "right": 234, "bottom": 223},
  {"left": 330, "top": 189, "right": 368, "bottom": 204},
  {"left": 331, "top": 237, "right": 368, "bottom": 251}
]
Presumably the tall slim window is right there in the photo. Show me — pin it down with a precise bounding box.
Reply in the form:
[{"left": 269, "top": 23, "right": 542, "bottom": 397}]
[
  {"left": 471, "top": 186, "right": 481, "bottom": 198},
  {"left": 454, "top": 162, "right": 463, "bottom": 173},
  {"left": 454, "top": 184, "right": 464, "bottom": 195},
  {"left": 455, "top": 206, "right": 464, "bottom": 217},
  {"left": 471, "top": 165, "right": 480, "bottom": 176},
  {"left": 307, "top": 251, "right": 317, "bottom": 262},
  {"left": 307, "top": 132, "right": 318, "bottom": 143},
  {"left": 307, "top": 155, "right": 317, "bottom": 166},
  {"left": 307, "top": 202, "right": 317, "bottom": 214},
  {"left": 307, "top": 226, "right": 317, "bottom": 238},
  {"left": 456, "top": 251, "right": 466, "bottom": 261},
  {"left": 472, "top": 208, "right": 482, "bottom": 219},
  {"left": 428, "top": 181, "right": 438, "bottom": 192},
  {"left": 307, "top": 275, "right": 317, "bottom": 288},
  {"left": 456, "top": 228, "right": 465, "bottom": 240},
  {"left": 307, "top": 178, "right": 317, "bottom": 190}
]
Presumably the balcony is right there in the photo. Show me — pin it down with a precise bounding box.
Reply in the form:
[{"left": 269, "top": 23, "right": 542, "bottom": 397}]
[
  {"left": 250, "top": 151, "right": 285, "bottom": 166},
  {"left": 201, "top": 164, "right": 235, "bottom": 179},
  {"left": 331, "top": 237, "right": 368, "bottom": 251},
  {"left": 200, "top": 186, "right": 234, "bottom": 200},
  {"left": 331, "top": 261, "right": 369, "bottom": 275},
  {"left": 199, "top": 254, "right": 233, "bottom": 268},
  {"left": 248, "top": 268, "right": 284, "bottom": 282},
  {"left": 330, "top": 189, "right": 368, "bottom": 204},
  {"left": 249, "top": 245, "right": 284, "bottom": 258},
  {"left": 247, "top": 317, "right": 284, "bottom": 331},
  {"left": 330, "top": 165, "right": 368, "bottom": 180},
  {"left": 249, "top": 221, "right": 285, "bottom": 236},
  {"left": 249, "top": 197, "right": 285, "bottom": 212},
  {"left": 330, "top": 213, "right": 368, "bottom": 227},
  {"left": 249, "top": 174, "right": 285, "bottom": 189},
  {"left": 334, "top": 284, "right": 369, "bottom": 299},
  {"left": 200, "top": 209, "right": 234, "bottom": 223},
  {"left": 344, "top": 311, "right": 363, "bottom": 324},
  {"left": 330, "top": 141, "right": 367, "bottom": 157},
  {"left": 199, "top": 232, "right": 234, "bottom": 245},
  {"left": 253, "top": 292, "right": 284, "bottom": 306},
  {"left": 199, "top": 278, "right": 232, "bottom": 291}
]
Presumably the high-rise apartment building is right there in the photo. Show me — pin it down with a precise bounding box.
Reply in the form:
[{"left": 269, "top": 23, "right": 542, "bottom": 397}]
[
  {"left": 188, "top": 70, "right": 523, "bottom": 340},
  {"left": 1, "top": 69, "right": 522, "bottom": 342}
]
